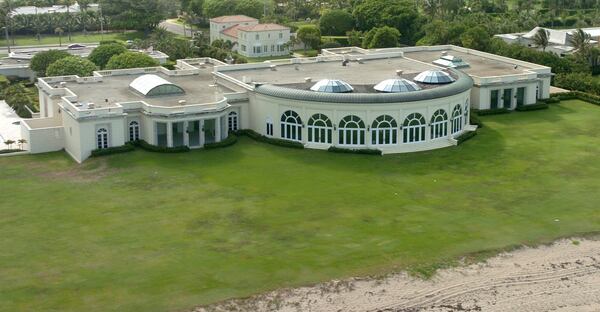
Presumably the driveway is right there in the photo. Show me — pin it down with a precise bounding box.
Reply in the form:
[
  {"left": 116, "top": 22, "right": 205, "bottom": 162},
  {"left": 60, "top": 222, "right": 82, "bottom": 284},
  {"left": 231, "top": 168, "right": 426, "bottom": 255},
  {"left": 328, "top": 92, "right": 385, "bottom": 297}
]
[
  {"left": 160, "top": 20, "right": 188, "bottom": 37},
  {"left": 0, "top": 100, "right": 23, "bottom": 149}
]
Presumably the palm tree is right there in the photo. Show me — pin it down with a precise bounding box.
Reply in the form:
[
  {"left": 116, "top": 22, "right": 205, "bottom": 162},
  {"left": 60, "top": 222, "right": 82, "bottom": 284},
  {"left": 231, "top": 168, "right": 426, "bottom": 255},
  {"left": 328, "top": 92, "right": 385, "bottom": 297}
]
[
  {"left": 4, "top": 139, "right": 15, "bottom": 150},
  {"left": 568, "top": 28, "right": 592, "bottom": 56},
  {"left": 532, "top": 28, "right": 550, "bottom": 52},
  {"left": 55, "top": 27, "right": 64, "bottom": 46},
  {"left": 17, "top": 139, "right": 27, "bottom": 150},
  {"left": 62, "top": 0, "right": 75, "bottom": 41}
]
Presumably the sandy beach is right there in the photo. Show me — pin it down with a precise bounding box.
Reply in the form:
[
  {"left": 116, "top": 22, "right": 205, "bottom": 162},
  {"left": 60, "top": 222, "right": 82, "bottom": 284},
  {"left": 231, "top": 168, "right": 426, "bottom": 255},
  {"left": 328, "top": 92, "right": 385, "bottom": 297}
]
[{"left": 196, "top": 238, "right": 600, "bottom": 312}]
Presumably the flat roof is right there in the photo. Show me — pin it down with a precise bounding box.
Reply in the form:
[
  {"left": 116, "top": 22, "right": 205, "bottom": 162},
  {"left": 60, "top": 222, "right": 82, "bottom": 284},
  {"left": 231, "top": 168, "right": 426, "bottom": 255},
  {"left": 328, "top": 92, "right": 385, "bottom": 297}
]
[
  {"left": 61, "top": 66, "right": 232, "bottom": 108},
  {"left": 222, "top": 57, "right": 442, "bottom": 88},
  {"left": 402, "top": 49, "right": 545, "bottom": 77}
]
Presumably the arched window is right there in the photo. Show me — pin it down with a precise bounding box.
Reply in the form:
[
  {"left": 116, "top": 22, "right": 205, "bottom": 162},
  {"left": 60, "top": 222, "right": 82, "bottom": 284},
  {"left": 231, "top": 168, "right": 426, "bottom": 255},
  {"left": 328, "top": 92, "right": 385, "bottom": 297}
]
[
  {"left": 97, "top": 128, "right": 109, "bottom": 149},
  {"left": 280, "top": 110, "right": 302, "bottom": 141},
  {"left": 402, "top": 113, "right": 426, "bottom": 143},
  {"left": 308, "top": 113, "right": 333, "bottom": 144},
  {"left": 452, "top": 105, "right": 463, "bottom": 134},
  {"left": 339, "top": 115, "right": 365, "bottom": 146},
  {"left": 371, "top": 115, "right": 398, "bottom": 145},
  {"left": 430, "top": 109, "right": 448, "bottom": 140},
  {"left": 129, "top": 121, "right": 140, "bottom": 141},
  {"left": 228, "top": 111, "right": 239, "bottom": 132},
  {"left": 464, "top": 100, "right": 470, "bottom": 126}
]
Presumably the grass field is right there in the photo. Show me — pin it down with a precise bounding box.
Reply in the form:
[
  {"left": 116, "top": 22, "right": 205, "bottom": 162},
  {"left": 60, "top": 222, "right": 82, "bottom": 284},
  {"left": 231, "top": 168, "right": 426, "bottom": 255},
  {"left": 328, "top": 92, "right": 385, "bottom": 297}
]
[
  {"left": 1, "top": 100, "right": 599, "bottom": 312},
  {"left": 0, "top": 31, "right": 145, "bottom": 47}
]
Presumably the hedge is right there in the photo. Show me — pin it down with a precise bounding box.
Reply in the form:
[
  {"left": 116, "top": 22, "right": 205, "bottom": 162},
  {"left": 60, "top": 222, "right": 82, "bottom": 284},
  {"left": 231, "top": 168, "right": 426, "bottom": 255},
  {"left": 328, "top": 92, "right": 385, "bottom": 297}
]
[
  {"left": 204, "top": 133, "right": 238, "bottom": 149},
  {"left": 515, "top": 102, "right": 549, "bottom": 112},
  {"left": 327, "top": 146, "right": 382, "bottom": 155},
  {"left": 456, "top": 131, "right": 477, "bottom": 145},
  {"left": 132, "top": 140, "right": 190, "bottom": 153},
  {"left": 236, "top": 129, "right": 305, "bottom": 149},
  {"left": 91, "top": 144, "right": 135, "bottom": 157},
  {"left": 0, "top": 149, "right": 24, "bottom": 154},
  {"left": 469, "top": 114, "right": 484, "bottom": 128},
  {"left": 555, "top": 91, "right": 600, "bottom": 106},
  {"left": 474, "top": 108, "right": 510, "bottom": 116}
]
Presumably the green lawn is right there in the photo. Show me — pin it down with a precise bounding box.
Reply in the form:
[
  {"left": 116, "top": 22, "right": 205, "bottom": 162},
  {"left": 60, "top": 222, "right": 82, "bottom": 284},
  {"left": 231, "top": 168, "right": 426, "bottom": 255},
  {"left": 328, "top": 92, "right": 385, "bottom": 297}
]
[
  {"left": 0, "top": 31, "right": 146, "bottom": 47},
  {"left": 1, "top": 100, "right": 600, "bottom": 312},
  {"left": 247, "top": 54, "right": 295, "bottom": 63}
]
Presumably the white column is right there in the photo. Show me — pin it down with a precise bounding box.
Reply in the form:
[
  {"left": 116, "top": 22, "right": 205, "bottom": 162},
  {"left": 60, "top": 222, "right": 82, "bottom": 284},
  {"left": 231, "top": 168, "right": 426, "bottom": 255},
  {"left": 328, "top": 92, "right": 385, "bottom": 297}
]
[
  {"left": 200, "top": 120, "right": 205, "bottom": 147},
  {"left": 183, "top": 121, "right": 190, "bottom": 147},
  {"left": 166, "top": 122, "right": 173, "bottom": 147},
  {"left": 215, "top": 117, "right": 221, "bottom": 142}
]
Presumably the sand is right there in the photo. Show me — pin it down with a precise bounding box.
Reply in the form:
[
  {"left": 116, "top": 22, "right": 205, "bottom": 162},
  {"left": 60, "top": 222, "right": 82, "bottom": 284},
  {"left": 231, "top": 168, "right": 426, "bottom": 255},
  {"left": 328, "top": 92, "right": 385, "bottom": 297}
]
[{"left": 195, "top": 238, "right": 600, "bottom": 312}]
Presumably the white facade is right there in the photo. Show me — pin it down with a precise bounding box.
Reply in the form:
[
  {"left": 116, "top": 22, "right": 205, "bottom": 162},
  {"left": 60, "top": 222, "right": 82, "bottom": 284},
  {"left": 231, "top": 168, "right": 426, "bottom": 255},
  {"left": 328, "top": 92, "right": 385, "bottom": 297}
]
[
  {"left": 209, "top": 15, "right": 258, "bottom": 44},
  {"left": 495, "top": 26, "right": 600, "bottom": 56}
]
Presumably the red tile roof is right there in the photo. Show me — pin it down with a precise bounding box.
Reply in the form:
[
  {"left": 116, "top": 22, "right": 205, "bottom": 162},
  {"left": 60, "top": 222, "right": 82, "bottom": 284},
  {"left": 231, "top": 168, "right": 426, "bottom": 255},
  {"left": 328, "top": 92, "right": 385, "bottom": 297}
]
[
  {"left": 210, "top": 15, "right": 258, "bottom": 23},
  {"left": 237, "top": 23, "right": 289, "bottom": 32},
  {"left": 221, "top": 24, "right": 241, "bottom": 39}
]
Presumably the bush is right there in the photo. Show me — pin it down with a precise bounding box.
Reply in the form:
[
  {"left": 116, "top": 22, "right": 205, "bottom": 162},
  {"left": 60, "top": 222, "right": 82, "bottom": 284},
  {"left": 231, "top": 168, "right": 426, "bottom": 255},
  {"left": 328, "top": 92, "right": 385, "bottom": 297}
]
[
  {"left": 3, "top": 83, "right": 34, "bottom": 118},
  {"left": 297, "top": 25, "right": 322, "bottom": 50},
  {"left": 319, "top": 9, "right": 355, "bottom": 36},
  {"left": 556, "top": 91, "right": 600, "bottom": 105},
  {"left": 543, "top": 97, "right": 561, "bottom": 104},
  {"left": 328, "top": 146, "right": 382, "bottom": 155},
  {"left": 105, "top": 52, "right": 160, "bottom": 70},
  {"left": 46, "top": 56, "right": 98, "bottom": 77},
  {"left": 88, "top": 43, "right": 128, "bottom": 69},
  {"left": 456, "top": 131, "right": 477, "bottom": 145},
  {"left": 470, "top": 114, "right": 484, "bottom": 128},
  {"left": 363, "top": 26, "right": 401, "bottom": 48},
  {"left": 236, "top": 129, "right": 304, "bottom": 149},
  {"left": 204, "top": 133, "right": 238, "bottom": 149},
  {"left": 91, "top": 144, "right": 135, "bottom": 157},
  {"left": 30, "top": 50, "right": 71, "bottom": 76},
  {"left": 515, "top": 102, "right": 549, "bottom": 111},
  {"left": 132, "top": 140, "right": 190, "bottom": 153},
  {"left": 474, "top": 108, "right": 510, "bottom": 116},
  {"left": 320, "top": 39, "right": 342, "bottom": 49},
  {"left": 0, "top": 149, "right": 24, "bottom": 154}
]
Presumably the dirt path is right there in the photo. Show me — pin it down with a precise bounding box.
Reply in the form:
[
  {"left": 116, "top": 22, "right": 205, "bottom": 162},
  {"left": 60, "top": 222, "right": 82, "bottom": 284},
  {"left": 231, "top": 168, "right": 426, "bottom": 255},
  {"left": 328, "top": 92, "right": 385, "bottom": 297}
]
[{"left": 195, "top": 238, "right": 600, "bottom": 312}]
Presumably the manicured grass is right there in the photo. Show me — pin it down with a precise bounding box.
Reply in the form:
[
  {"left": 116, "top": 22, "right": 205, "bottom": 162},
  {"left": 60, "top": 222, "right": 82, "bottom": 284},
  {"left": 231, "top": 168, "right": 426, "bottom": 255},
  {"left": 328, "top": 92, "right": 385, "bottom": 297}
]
[
  {"left": 1, "top": 100, "right": 600, "bottom": 312},
  {"left": 0, "top": 31, "right": 145, "bottom": 47},
  {"left": 247, "top": 54, "right": 295, "bottom": 63}
]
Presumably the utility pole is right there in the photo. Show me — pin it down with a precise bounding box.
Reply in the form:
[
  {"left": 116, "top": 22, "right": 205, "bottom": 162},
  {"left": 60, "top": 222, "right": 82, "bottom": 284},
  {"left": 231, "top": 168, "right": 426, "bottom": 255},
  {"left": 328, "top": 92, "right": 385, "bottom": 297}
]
[
  {"left": 5, "top": 0, "right": 11, "bottom": 54},
  {"left": 99, "top": 4, "right": 104, "bottom": 41}
]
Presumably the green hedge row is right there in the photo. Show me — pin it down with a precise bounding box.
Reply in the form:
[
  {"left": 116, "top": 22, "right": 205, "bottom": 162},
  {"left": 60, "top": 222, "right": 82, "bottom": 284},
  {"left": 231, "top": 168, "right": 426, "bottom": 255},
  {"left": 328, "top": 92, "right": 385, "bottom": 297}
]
[
  {"left": 235, "top": 130, "right": 305, "bottom": 149},
  {"left": 470, "top": 114, "right": 484, "bottom": 128},
  {"left": 204, "top": 133, "right": 238, "bottom": 149},
  {"left": 327, "top": 146, "right": 382, "bottom": 155},
  {"left": 474, "top": 108, "right": 510, "bottom": 116},
  {"left": 555, "top": 91, "right": 600, "bottom": 106},
  {"left": 541, "top": 96, "right": 561, "bottom": 104},
  {"left": 456, "top": 131, "right": 477, "bottom": 145},
  {"left": 515, "top": 102, "right": 549, "bottom": 112},
  {"left": 91, "top": 143, "right": 135, "bottom": 157},
  {"left": 0, "top": 149, "right": 24, "bottom": 154},
  {"left": 132, "top": 140, "right": 190, "bottom": 153}
]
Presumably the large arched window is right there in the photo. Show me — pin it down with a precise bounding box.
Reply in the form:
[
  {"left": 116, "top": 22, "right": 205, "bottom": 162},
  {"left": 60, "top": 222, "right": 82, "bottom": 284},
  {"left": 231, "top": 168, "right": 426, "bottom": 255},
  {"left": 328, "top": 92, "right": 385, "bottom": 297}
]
[
  {"left": 280, "top": 110, "right": 302, "bottom": 141},
  {"left": 452, "top": 104, "right": 463, "bottom": 134},
  {"left": 97, "top": 128, "right": 109, "bottom": 149},
  {"left": 339, "top": 115, "right": 365, "bottom": 146},
  {"left": 129, "top": 121, "right": 140, "bottom": 141},
  {"left": 403, "top": 113, "right": 426, "bottom": 143},
  {"left": 308, "top": 113, "right": 332, "bottom": 144},
  {"left": 371, "top": 115, "right": 398, "bottom": 145},
  {"left": 430, "top": 109, "right": 448, "bottom": 140},
  {"left": 228, "top": 111, "right": 239, "bottom": 132}
]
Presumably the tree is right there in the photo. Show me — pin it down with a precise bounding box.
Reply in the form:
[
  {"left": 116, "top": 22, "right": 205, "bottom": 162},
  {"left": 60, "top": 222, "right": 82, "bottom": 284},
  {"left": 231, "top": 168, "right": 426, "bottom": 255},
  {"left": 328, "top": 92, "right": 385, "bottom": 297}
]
[
  {"left": 99, "top": 0, "right": 170, "bottom": 33},
  {"left": 17, "top": 139, "right": 27, "bottom": 150},
  {"left": 203, "top": 0, "right": 269, "bottom": 19},
  {"left": 353, "top": 0, "right": 423, "bottom": 44},
  {"left": 568, "top": 28, "right": 592, "bottom": 56},
  {"left": 296, "top": 25, "right": 321, "bottom": 50},
  {"left": 46, "top": 56, "right": 98, "bottom": 77},
  {"left": 4, "top": 140, "right": 15, "bottom": 150},
  {"left": 532, "top": 28, "right": 550, "bottom": 52},
  {"left": 105, "top": 52, "right": 159, "bottom": 70},
  {"left": 363, "top": 26, "right": 401, "bottom": 48},
  {"left": 460, "top": 26, "right": 491, "bottom": 51},
  {"left": 30, "top": 50, "right": 71, "bottom": 76},
  {"left": 347, "top": 30, "right": 363, "bottom": 47},
  {"left": 203, "top": 0, "right": 237, "bottom": 18},
  {"left": 319, "top": 9, "right": 354, "bottom": 36},
  {"left": 88, "top": 43, "right": 127, "bottom": 69},
  {"left": 234, "top": 0, "right": 265, "bottom": 19},
  {"left": 55, "top": 27, "right": 64, "bottom": 47}
]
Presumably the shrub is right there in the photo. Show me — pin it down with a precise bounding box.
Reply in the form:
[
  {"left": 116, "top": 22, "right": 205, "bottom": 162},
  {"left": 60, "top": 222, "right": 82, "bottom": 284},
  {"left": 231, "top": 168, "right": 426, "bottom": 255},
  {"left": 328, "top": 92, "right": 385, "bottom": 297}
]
[
  {"left": 105, "top": 52, "right": 160, "bottom": 70},
  {"left": 0, "top": 75, "right": 10, "bottom": 90},
  {"left": 3, "top": 83, "right": 34, "bottom": 118},
  {"left": 320, "top": 39, "right": 342, "bottom": 49},
  {"left": 543, "top": 97, "right": 561, "bottom": 104},
  {"left": 0, "top": 149, "right": 24, "bottom": 154},
  {"left": 474, "top": 108, "right": 510, "bottom": 116},
  {"left": 88, "top": 43, "right": 128, "bottom": 69},
  {"left": 456, "top": 131, "right": 477, "bottom": 145},
  {"left": 91, "top": 144, "right": 135, "bottom": 157},
  {"left": 319, "top": 9, "right": 355, "bottom": 36},
  {"left": 131, "top": 140, "right": 190, "bottom": 153},
  {"left": 470, "top": 114, "right": 484, "bottom": 128},
  {"left": 46, "top": 56, "right": 98, "bottom": 77},
  {"left": 556, "top": 91, "right": 600, "bottom": 105},
  {"left": 515, "top": 103, "right": 549, "bottom": 112},
  {"left": 236, "top": 129, "right": 304, "bottom": 149},
  {"left": 363, "top": 26, "right": 401, "bottom": 48},
  {"left": 30, "top": 50, "right": 71, "bottom": 76},
  {"left": 204, "top": 133, "right": 238, "bottom": 149},
  {"left": 327, "top": 146, "right": 382, "bottom": 155},
  {"left": 297, "top": 25, "right": 322, "bottom": 50}
]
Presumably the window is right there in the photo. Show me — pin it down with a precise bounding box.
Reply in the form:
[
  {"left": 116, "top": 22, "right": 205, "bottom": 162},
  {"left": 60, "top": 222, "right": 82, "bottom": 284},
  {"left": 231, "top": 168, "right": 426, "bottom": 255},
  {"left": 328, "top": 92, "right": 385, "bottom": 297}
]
[
  {"left": 271, "top": 44, "right": 275, "bottom": 52},
  {"left": 371, "top": 115, "right": 398, "bottom": 145},
  {"left": 263, "top": 45, "right": 268, "bottom": 52},
  {"left": 255, "top": 34, "right": 259, "bottom": 40},
  {"left": 430, "top": 109, "right": 448, "bottom": 139},
  {"left": 279, "top": 33, "right": 283, "bottom": 39},
  {"left": 308, "top": 113, "right": 333, "bottom": 144},
  {"left": 253, "top": 46, "right": 262, "bottom": 53},
  {"left": 402, "top": 113, "right": 426, "bottom": 143},
  {"left": 266, "top": 117, "right": 273, "bottom": 136},
  {"left": 241, "top": 45, "right": 246, "bottom": 52},
  {"left": 338, "top": 115, "right": 365, "bottom": 146},
  {"left": 128, "top": 121, "right": 140, "bottom": 141},
  {"left": 451, "top": 105, "right": 463, "bottom": 134},
  {"left": 96, "top": 128, "right": 109, "bottom": 149},
  {"left": 228, "top": 111, "right": 239, "bottom": 131},
  {"left": 280, "top": 110, "right": 302, "bottom": 141}
]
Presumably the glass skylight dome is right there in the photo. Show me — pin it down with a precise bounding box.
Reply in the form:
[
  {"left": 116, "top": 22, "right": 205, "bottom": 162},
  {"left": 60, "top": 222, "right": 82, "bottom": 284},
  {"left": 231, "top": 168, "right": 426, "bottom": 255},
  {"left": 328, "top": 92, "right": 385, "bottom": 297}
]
[
  {"left": 374, "top": 78, "right": 422, "bottom": 93},
  {"left": 310, "top": 79, "right": 354, "bottom": 93},
  {"left": 413, "top": 70, "right": 455, "bottom": 84},
  {"left": 433, "top": 55, "right": 470, "bottom": 68}
]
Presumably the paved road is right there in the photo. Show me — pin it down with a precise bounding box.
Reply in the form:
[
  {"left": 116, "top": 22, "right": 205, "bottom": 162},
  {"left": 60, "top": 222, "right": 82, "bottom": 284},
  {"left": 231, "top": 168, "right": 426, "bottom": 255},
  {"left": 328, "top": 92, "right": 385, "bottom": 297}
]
[
  {"left": 160, "top": 20, "right": 189, "bottom": 37},
  {"left": 0, "top": 100, "right": 23, "bottom": 149},
  {"left": 0, "top": 43, "right": 99, "bottom": 55}
]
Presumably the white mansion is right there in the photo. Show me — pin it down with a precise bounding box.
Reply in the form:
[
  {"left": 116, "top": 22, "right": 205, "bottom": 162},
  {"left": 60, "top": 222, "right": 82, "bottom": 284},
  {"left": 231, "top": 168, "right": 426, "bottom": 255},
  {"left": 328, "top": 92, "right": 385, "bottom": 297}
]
[{"left": 21, "top": 45, "right": 552, "bottom": 163}]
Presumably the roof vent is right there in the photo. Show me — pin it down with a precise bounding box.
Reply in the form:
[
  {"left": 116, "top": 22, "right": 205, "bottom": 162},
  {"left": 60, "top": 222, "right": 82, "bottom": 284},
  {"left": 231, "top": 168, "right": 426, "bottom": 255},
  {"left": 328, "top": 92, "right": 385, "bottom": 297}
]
[
  {"left": 441, "top": 51, "right": 448, "bottom": 56},
  {"left": 304, "top": 77, "right": 312, "bottom": 83},
  {"left": 269, "top": 64, "right": 277, "bottom": 71},
  {"left": 396, "top": 70, "right": 404, "bottom": 76},
  {"left": 87, "top": 103, "right": 95, "bottom": 109},
  {"left": 59, "top": 81, "right": 67, "bottom": 87},
  {"left": 357, "top": 58, "right": 364, "bottom": 64},
  {"left": 178, "top": 100, "right": 187, "bottom": 105}
]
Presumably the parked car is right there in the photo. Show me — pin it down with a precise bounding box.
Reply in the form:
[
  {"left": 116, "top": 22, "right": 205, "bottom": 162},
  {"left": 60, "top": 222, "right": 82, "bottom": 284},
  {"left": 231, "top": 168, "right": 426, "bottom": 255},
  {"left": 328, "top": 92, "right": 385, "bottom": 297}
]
[{"left": 67, "top": 44, "right": 86, "bottom": 50}]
